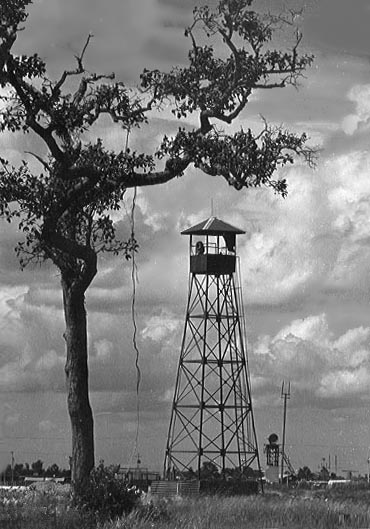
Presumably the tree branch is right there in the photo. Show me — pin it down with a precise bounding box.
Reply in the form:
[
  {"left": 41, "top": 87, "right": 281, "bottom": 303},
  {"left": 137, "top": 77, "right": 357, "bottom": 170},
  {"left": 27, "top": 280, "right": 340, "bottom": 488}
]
[
  {"left": 0, "top": 26, "right": 17, "bottom": 72},
  {"left": 52, "top": 33, "right": 93, "bottom": 98},
  {"left": 42, "top": 222, "right": 97, "bottom": 292},
  {"left": 24, "top": 151, "right": 51, "bottom": 171},
  {"left": 6, "top": 62, "right": 68, "bottom": 162},
  {"left": 127, "top": 156, "right": 192, "bottom": 188}
]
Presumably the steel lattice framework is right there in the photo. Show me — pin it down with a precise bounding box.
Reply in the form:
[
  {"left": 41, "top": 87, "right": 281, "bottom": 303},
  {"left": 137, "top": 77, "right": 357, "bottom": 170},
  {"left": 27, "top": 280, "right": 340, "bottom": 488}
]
[{"left": 164, "top": 217, "right": 261, "bottom": 479}]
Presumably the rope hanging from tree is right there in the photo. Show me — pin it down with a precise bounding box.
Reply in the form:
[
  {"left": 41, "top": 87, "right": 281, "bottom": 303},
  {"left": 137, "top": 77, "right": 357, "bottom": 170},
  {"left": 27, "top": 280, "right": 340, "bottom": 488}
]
[
  {"left": 130, "top": 185, "right": 141, "bottom": 466},
  {"left": 125, "top": 126, "right": 142, "bottom": 468}
]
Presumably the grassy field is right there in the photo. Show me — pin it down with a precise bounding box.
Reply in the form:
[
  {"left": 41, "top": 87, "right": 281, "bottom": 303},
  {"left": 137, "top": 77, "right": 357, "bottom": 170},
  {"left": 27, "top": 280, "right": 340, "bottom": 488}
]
[{"left": 2, "top": 483, "right": 370, "bottom": 528}]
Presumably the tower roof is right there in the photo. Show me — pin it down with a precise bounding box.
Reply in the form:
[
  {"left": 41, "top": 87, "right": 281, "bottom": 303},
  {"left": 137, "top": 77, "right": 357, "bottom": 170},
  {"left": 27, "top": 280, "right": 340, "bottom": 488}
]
[{"left": 181, "top": 216, "right": 245, "bottom": 236}]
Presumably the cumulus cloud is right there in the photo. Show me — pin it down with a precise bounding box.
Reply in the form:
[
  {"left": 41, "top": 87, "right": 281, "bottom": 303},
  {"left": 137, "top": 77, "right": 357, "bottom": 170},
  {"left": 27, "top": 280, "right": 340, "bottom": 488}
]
[
  {"left": 2, "top": 137, "right": 370, "bottom": 421},
  {"left": 0, "top": 347, "right": 65, "bottom": 393},
  {"left": 0, "top": 286, "right": 65, "bottom": 392},
  {"left": 342, "top": 84, "right": 370, "bottom": 135},
  {"left": 141, "top": 311, "right": 181, "bottom": 343},
  {"left": 317, "top": 367, "right": 370, "bottom": 399},
  {"left": 3, "top": 146, "right": 370, "bottom": 409},
  {"left": 235, "top": 170, "right": 328, "bottom": 305},
  {"left": 5, "top": 413, "right": 20, "bottom": 427},
  {"left": 326, "top": 151, "right": 370, "bottom": 290},
  {"left": 251, "top": 313, "right": 370, "bottom": 406},
  {"left": 227, "top": 148, "right": 370, "bottom": 306},
  {"left": 39, "top": 419, "right": 57, "bottom": 433},
  {"left": 0, "top": 281, "right": 182, "bottom": 424}
]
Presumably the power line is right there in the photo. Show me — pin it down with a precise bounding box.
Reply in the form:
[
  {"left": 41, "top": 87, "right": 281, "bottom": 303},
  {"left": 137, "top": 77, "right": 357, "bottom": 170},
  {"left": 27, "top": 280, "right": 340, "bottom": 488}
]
[
  {"left": 287, "top": 443, "right": 370, "bottom": 450},
  {"left": 0, "top": 436, "right": 69, "bottom": 441},
  {"left": 2, "top": 437, "right": 369, "bottom": 450}
]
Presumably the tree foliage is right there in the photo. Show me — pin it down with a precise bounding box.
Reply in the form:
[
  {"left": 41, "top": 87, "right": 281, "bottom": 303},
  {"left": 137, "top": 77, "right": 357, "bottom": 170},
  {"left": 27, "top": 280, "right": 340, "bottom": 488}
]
[
  {"left": 74, "top": 462, "right": 139, "bottom": 521},
  {"left": 0, "top": 0, "right": 315, "bottom": 276},
  {"left": 297, "top": 465, "right": 314, "bottom": 481},
  {"left": 0, "top": 0, "right": 315, "bottom": 491}
]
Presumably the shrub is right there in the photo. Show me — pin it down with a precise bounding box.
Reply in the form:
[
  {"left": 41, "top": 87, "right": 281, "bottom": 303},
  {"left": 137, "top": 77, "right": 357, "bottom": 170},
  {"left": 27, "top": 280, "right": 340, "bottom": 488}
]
[{"left": 75, "top": 463, "right": 140, "bottom": 522}]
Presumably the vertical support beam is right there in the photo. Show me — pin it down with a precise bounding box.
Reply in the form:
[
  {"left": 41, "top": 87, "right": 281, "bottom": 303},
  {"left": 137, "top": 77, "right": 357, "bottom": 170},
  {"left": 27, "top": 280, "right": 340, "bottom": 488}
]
[
  {"left": 163, "top": 272, "right": 195, "bottom": 479},
  {"left": 198, "top": 272, "right": 209, "bottom": 478},
  {"left": 216, "top": 274, "right": 226, "bottom": 475},
  {"left": 11, "top": 451, "right": 14, "bottom": 486}
]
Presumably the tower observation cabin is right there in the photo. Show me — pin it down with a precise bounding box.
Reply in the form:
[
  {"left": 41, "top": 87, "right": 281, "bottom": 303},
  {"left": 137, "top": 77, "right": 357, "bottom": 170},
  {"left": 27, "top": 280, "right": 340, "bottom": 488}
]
[{"left": 182, "top": 217, "right": 245, "bottom": 276}]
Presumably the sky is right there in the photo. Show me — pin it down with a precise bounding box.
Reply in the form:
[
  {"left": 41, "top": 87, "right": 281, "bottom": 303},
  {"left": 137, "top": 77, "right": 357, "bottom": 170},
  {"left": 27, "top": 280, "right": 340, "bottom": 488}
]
[{"left": 1, "top": 0, "right": 370, "bottom": 478}]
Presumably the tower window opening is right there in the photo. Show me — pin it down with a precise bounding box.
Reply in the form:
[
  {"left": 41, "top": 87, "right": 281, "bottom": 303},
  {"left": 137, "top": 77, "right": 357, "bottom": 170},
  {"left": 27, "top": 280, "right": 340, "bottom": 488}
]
[{"left": 191, "top": 235, "right": 236, "bottom": 257}]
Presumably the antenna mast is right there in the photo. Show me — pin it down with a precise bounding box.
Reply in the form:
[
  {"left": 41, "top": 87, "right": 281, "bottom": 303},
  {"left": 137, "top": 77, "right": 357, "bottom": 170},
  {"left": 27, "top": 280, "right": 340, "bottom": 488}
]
[{"left": 280, "top": 380, "right": 290, "bottom": 484}]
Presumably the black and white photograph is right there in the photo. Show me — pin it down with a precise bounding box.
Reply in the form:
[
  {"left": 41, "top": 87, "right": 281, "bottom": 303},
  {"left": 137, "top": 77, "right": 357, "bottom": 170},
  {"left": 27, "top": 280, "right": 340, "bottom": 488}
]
[{"left": 1, "top": 0, "right": 370, "bottom": 527}]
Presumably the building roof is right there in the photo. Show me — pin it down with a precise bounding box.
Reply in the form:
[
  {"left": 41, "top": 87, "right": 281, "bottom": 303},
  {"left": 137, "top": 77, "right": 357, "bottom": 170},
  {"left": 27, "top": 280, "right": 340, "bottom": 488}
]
[{"left": 181, "top": 216, "right": 245, "bottom": 235}]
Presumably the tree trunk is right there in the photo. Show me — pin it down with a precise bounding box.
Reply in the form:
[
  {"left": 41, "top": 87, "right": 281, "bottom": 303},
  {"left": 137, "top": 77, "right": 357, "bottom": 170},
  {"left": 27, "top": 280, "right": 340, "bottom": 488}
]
[{"left": 62, "top": 277, "right": 94, "bottom": 494}]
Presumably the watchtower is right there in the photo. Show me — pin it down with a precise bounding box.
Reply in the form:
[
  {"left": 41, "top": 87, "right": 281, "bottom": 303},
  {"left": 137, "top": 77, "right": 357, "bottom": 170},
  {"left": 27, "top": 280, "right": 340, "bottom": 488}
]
[{"left": 164, "top": 217, "right": 261, "bottom": 479}]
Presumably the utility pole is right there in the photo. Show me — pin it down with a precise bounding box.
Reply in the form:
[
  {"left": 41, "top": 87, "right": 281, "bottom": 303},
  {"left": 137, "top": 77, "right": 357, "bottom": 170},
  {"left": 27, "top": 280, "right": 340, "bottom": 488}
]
[
  {"left": 280, "top": 381, "right": 291, "bottom": 485},
  {"left": 11, "top": 451, "right": 14, "bottom": 486}
]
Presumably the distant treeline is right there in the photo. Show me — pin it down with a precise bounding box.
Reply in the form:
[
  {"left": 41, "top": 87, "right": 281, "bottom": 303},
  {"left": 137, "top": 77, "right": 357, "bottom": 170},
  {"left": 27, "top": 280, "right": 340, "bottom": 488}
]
[{"left": 1, "top": 459, "right": 70, "bottom": 483}]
